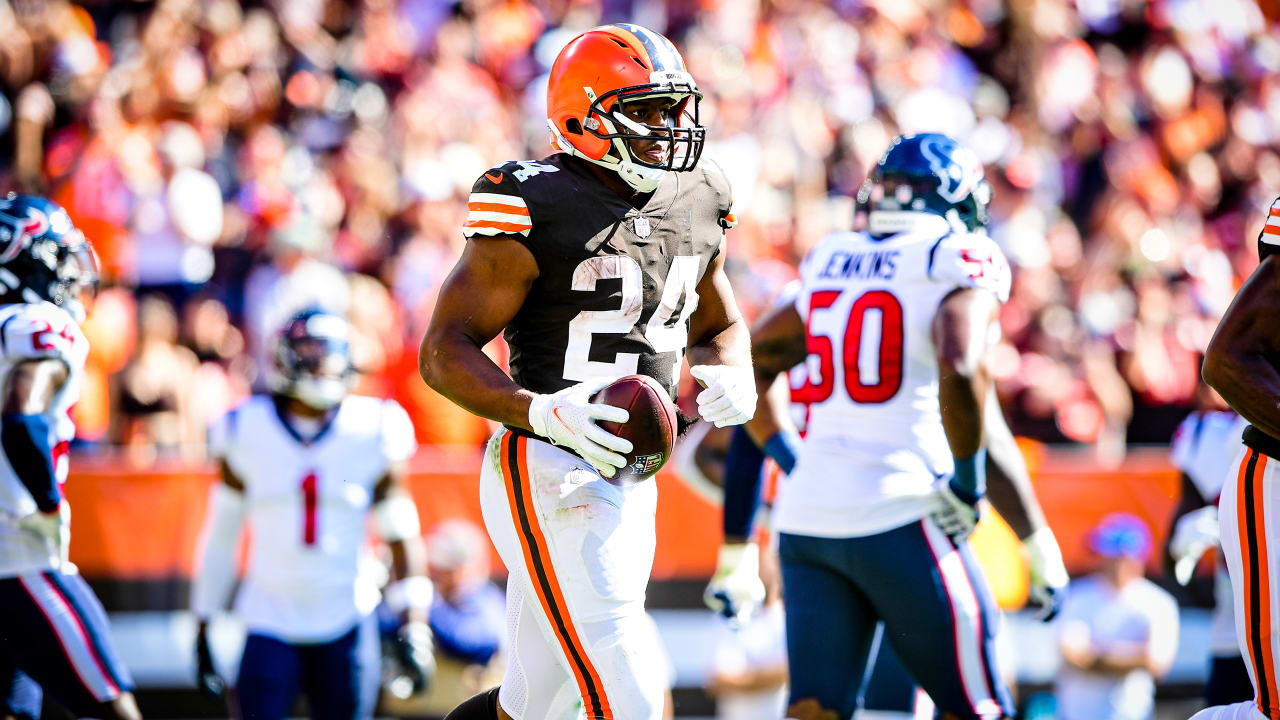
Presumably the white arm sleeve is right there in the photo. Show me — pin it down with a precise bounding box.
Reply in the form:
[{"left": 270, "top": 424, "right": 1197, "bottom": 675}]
[{"left": 191, "top": 484, "right": 245, "bottom": 619}]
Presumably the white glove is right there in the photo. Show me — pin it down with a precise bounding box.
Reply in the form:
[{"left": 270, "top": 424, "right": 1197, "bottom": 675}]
[
  {"left": 703, "top": 542, "right": 766, "bottom": 624},
  {"left": 529, "top": 378, "right": 632, "bottom": 478},
  {"left": 1171, "top": 505, "right": 1220, "bottom": 586},
  {"left": 17, "top": 502, "right": 71, "bottom": 569},
  {"left": 689, "top": 365, "right": 756, "bottom": 427},
  {"left": 1025, "top": 528, "right": 1069, "bottom": 621},
  {"left": 932, "top": 481, "right": 981, "bottom": 538}
]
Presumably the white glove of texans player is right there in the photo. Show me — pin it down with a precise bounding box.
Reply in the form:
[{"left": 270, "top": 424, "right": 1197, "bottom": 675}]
[
  {"left": 528, "top": 378, "right": 632, "bottom": 478},
  {"left": 1024, "top": 528, "right": 1069, "bottom": 622},
  {"left": 690, "top": 365, "right": 756, "bottom": 427},
  {"left": 1171, "top": 505, "right": 1220, "bottom": 586},
  {"left": 17, "top": 502, "right": 72, "bottom": 570},
  {"left": 932, "top": 481, "right": 981, "bottom": 538},
  {"left": 704, "top": 543, "right": 766, "bottom": 625}
]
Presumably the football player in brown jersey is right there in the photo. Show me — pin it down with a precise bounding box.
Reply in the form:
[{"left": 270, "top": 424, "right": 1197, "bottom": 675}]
[
  {"left": 420, "top": 24, "right": 754, "bottom": 720},
  {"left": 1197, "top": 197, "right": 1280, "bottom": 720}
]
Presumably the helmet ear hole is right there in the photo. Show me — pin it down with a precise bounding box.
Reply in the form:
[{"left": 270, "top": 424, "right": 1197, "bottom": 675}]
[{"left": 565, "top": 118, "right": 583, "bottom": 135}]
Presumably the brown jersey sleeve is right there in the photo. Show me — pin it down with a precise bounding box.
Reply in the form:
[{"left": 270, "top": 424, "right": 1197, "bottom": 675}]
[
  {"left": 462, "top": 166, "right": 534, "bottom": 244},
  {"left": 1259, "top": 197, "right": 1280, "bottom": 261}
]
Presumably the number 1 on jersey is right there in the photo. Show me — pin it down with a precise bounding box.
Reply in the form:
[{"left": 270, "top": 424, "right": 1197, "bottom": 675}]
[{"left": 301, "top": 471, "right": 318, "bottom": 546}]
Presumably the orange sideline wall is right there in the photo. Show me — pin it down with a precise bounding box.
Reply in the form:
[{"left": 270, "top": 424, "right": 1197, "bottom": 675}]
[{"left": 62, "top": 443, "right": 1183, "bottom": 610}]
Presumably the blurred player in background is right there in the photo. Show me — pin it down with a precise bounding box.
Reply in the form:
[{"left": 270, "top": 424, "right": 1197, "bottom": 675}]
[
  {"left": 0, "top": 194, "right": 140, "bottom": 720},
  {"left": 1197, "top": 197, "right": 1280, "bottom": 720},
  {"left": 1164, "top": 382, "right": 1252, "bottom": 707},
  {"left": 420, "top": 23, "right": 755, "bottom": 720},
  {"left": 734, "top": 133, "right": 1023, "bottom": 720},
  {"left": 708, "top": 150, "right": 1068, "bottom": 718},
  {"left": 191, "top": 307, "right": 433, "bottom": 720}
]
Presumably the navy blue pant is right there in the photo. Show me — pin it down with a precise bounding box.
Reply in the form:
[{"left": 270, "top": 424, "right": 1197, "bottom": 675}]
[
  {"left": 779, "top": 520, "right": 1014, "bottom": 720},
  {"left": 862, "top": 623, "right": 928, "bottom": 714},
  {"left": 0, "top": 571, "right": 133, "bottom": 717},
  {"left": 236, "top": 615, "right": 380, "bottom": 720},
  {"left": 1206, "top": 654, "right": 1255, "bottom": 706}
]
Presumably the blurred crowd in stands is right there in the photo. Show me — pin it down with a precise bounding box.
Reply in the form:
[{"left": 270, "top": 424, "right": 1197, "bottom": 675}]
[{"left": 1, "top": 0, "right": 1278, "bottom": 459}]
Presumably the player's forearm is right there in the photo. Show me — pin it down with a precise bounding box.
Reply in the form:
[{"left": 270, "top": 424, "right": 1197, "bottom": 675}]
[
  {"left": 938, "top": 364, "right": 988, "bottom": 459},
  {"left": 1203, "top": 348, "right": 1280, "bottom": 439},
  {"left": 419, "top": 330, "right": 536, "bottom": 431},
  {"left": 388, "top": 537, "right": 429, "bottom": 623},
  {"left": 686, "top": 316, "right": 752, "bottom": 370},
  {"left": 981, "top": 394, "right": 1045, "bottom": 539}
]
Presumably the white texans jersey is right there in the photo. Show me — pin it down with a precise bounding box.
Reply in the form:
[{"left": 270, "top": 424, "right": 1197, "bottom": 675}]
[
  {"left": 0, "top": 302, "right": 88, "bottom": 577},
  {"left": 1169, "top": 410, "right": 1248, "bottom": 656},
  {"left": 209, "top": 394, "right": 417, "bottom": 642},
  {"left": 773, "top": 229, "right": 1011, "bottom": 538}
]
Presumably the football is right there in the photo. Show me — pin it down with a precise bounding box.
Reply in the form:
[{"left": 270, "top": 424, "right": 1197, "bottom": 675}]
[{"left": 591, "top": 374, "right": 678, "bottom": 485}]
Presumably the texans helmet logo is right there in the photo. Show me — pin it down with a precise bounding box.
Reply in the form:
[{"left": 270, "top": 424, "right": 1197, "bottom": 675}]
[
  {"left": 920, "top": 136, "right": 983, "bottom": 205},
  {"left": 0, "top": 206, "right": 49, "bottom": 264}
]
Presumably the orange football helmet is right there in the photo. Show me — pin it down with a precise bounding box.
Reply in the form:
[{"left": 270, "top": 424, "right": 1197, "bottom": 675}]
[{"left": 547, "top": 24, "right": 704, "bottom": 192}]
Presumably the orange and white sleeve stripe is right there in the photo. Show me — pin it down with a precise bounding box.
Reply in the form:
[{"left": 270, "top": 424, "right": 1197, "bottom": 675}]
[
  {"left": 1264, "top": 198, "right": 1280, "bottom": 243},
  {"left": 463, "top": 192, "right": 532, "bottom": 237}
]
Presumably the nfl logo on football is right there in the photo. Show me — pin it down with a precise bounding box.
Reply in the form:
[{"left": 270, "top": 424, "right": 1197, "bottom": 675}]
[{"left": 632, "top": 452, "right": 663, "bottom": 475}]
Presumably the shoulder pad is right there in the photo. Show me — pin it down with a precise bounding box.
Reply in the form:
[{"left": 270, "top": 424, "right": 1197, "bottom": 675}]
[
  {"left": 699, "top": 159, "right": 735, "bottom": 225},
  {"left": 0, "top": 303, "right": 86, "bottom": 369},
  {"left": 1168, "top": 413, "right": 1200, "bottom": 472},
  {"left": 380, "top": 398, "right": 417, "bottom": 463},
  {"left": 1259, "top": 197, "right": 1280, "bottom": 261},
  {"left": 463, "top": 165, "right": 534, "bottom": 238},
  {"left": 928, "top": 232, "right": 1011, "bottom": 302}
]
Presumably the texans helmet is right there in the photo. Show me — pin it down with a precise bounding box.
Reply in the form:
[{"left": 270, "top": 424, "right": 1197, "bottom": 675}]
[
  {"left": 268, "top": 308, "right": 355, "bottom": 410},
  {"left": 0, "top": 193, "right": 98, "bottom": 322},
  {"left": 857, "top": 133, "right": 992, "bottom": 238},
  {"left": 546, "top": 24, "right": 704, "bottom": 193}
]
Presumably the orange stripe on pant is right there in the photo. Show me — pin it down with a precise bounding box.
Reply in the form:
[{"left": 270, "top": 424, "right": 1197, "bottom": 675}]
[
  {"left": 1253, "top": 452, "right": 1279, "bottom": 719},
  {"left": 500, "top": 433, "right": 614, "bottom": 720},
  {"left": 1239, "top": 449, "right": 1280, "bottom": 719}
]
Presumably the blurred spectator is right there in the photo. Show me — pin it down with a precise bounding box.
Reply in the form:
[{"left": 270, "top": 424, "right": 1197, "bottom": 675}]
[
  {"left": 0, "top": 0, "right": 1273, "bottom": 451},
  {"left": 707, "top": 545, "right": 788, "bottom": 720},
  {"left": 111, "top": 294, "right": 201, "bottom": 458},
  {"left": 242, "top": 214, "right": 349, "bottom": 382},
  {"left": 383, "top": 519, "right": 504, "bottom": 717},
  {"left": 1055, "top": 514, "right": 1180, "bottom": 720},
  {"left": 130, "top": 121, "right": 222, "bottom": 304}
]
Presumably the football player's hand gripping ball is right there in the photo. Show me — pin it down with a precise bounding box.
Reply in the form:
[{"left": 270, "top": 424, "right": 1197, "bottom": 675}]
[
  {"left": 528, "top": 378, "right": 633, "bottom": 478},
  {"left": 1170, "top": 505, "right": 1220, "bottom": 586},
  {"left": 704, "top": 542, "right": 766, "bottom": 625},
  {"left": 690, "top": 365, "right": 756, "bottom": 427},
  {"left": 1024, "top": 528, "right": 1069, "bottom": 622}
]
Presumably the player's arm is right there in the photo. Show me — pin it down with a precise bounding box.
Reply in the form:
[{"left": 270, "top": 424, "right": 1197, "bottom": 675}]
[
  {"left": 703, "top": 302, "right": 803, "bottom": 622},
  {"left": 419, "top": 237, "right": 540, "bottom": 430},
  {"left": 372, "top": 466, "right": 435, "bottom": 695},
  {"left": 931, "top": 286, "right": 1001, "bottom": 539},
  {"left": 1203, "top": 255, "right": 1280, "bottom": 438},
  {"left": 191, "top": 460, "right": 245, "bottom": 701},
  {"left": 721, "top": 302, "right": 806, "bottom": 544},
  {"left": 685, "top": 243, "right": 756, "bottom": 428},
  {"left": 982, "top": 394, "right": 1068, "bottom": 619},
  {"left": 3, "top": 358, "right": 69, "bottom": 514},
  {"left": 372, "top": 466, "right": 429, "bottom": 622},
  {"left": 1164, "top": 472, "right": 1219, "bottom": 585}
]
